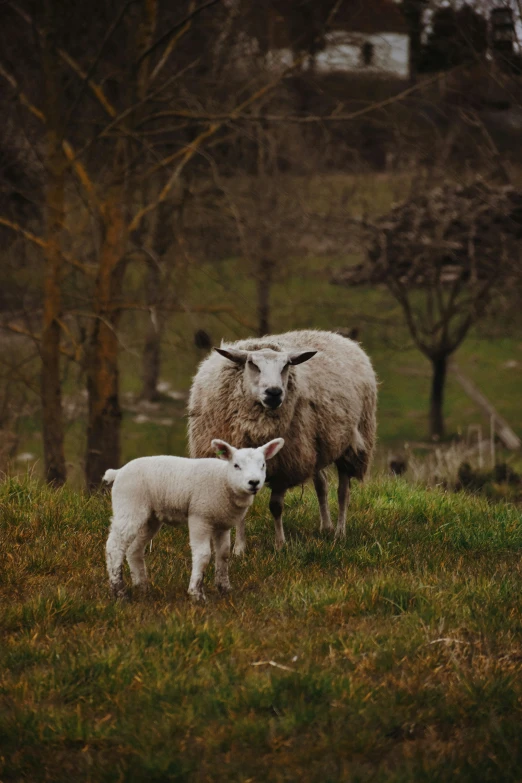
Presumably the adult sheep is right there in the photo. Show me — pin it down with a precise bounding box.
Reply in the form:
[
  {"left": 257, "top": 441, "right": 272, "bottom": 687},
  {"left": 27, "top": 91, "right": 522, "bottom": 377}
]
[{"left": 188, "top": 329, "right": 377, "bottom": 551}]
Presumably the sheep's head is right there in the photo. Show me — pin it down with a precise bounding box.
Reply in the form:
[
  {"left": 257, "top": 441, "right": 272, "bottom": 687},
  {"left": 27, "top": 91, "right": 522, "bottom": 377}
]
[
  {"left": 215, "top": 346, "right": 317, "bottom": 410},
  {"left": 211, "top": 438, "right": 285, "bottom": 496}
]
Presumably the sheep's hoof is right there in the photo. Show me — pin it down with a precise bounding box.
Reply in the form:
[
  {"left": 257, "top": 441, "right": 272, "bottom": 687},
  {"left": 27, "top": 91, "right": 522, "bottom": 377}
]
[
  {"left": 216, "top": 582, "right": 232, "bottom": 595},
  {"left": 320, "top": 525, "right": 334, "bottom": 536},
  {"left": 275, "top": 538, "right": 286, "bottom": 550},
  {"left": 334, "top": 529, "right": 346, "bottom": 541},
  {"left": 111, "top": 587, "right": 129, "bottom": 602},
  {"left": 232, "top": 545, "right": 246, "bottom": 557}
]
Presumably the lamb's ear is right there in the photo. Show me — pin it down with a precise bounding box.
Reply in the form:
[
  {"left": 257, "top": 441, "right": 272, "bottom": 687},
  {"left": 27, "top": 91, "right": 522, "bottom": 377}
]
[
  {"left": 288, "top": 350, "right": 317, "bottom": 366},
  {"left": 215, "top": 347, "right": 248, "bottom": 365},
  {"left": 211, "top": 439, "right": 236, "bottom": 461},
  {"left": 259, "top": 438, "right": 284, "bottom": 460}
]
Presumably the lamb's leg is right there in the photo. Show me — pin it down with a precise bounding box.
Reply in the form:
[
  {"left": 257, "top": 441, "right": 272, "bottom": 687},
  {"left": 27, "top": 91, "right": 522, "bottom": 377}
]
[
  {"left": 335, "top": 462, "right": 351, "bottom": 540},
  {"left": 188, "top": 520, "right": 212, "bottom": 601},
  {"left": 313, "top": 470, "right": 333, "bottom": 533},
  {"left": 233, "top": 517, "right": 246, "bottom": 556},
  {"left": 106, "top": 522, "right": 137, "bottom": 599},
  {"left": 126, "top": 517, "right": 162, "bottom": 593},
  {"left": 270, "top": 488, "right": 287, "bottom": 549},
  {"left": 213, "top": 529, "right": 232, "bottom": 594}
]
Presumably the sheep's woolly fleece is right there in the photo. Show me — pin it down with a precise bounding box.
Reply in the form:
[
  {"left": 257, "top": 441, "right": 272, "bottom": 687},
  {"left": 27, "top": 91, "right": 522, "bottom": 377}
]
[{"left": 188, "top": 329, "right": 377, "bottom": 490}]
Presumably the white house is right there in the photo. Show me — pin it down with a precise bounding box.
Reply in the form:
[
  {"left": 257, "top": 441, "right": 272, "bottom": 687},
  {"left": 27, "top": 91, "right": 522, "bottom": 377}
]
[
  {"left": 265, "top": 0, "right": 410, "bottom": 80},
  {"left": 315, "top": 31, "right": 409, "bottom": 78}
]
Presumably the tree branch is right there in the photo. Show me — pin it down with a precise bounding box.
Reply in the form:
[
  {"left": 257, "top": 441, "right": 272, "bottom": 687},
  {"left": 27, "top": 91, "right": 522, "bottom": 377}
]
[
  {"left": 0, "top": 62, "right": 45, "bottom": 122},
  {"left": 136, "top": 66, "right": 471, "bottom": 126},
  {"left": 1, "top": 62, "right": 101, "bottom": 212},
  {"left": 136, "top": 0, "right": 223, "bottom": 65},
  {"left": 131, "top": 54, "right": 307, "bottom": 232},
  {"left": 0, "top": 216, "right": 96, "bottom": 277},
  {"left": 8, "top": 1, "right": 119, "bottom": 120},
  {"left": 1, "top": 322, "right": 75, "bottom": 360}
]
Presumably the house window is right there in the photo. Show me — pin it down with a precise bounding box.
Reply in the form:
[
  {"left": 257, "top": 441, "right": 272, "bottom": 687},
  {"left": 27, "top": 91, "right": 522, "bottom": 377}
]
[{"left": 361, "top": 41, "right": 374, "bottom": 66}]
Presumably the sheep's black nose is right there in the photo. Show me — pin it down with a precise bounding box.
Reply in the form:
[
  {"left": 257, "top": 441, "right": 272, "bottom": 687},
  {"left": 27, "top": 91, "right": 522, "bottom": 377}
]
[
  {"left": 264, "top": 387, "right": 283, "bottom": 409},
  {"left": 249, "top": 480, "right": 260, "bottom": 489}
]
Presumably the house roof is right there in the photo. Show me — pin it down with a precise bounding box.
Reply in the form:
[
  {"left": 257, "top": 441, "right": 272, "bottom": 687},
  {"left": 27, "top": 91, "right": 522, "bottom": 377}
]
[
  {"left": 267, "top": 1, "right": 408, "bottom": 51},
  {"left": 334, "top": 0, "right": 409, "bottom": 35}
]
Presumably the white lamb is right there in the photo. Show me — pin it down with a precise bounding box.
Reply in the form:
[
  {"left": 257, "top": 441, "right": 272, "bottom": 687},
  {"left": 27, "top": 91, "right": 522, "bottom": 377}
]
[{"left": 103, "top": 438, "right": 284, "bottom": 601}]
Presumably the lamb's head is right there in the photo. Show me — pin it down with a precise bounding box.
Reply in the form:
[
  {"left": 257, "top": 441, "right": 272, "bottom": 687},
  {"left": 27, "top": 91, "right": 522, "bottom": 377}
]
[
  {"left": 212, "top": 438, "right": 284, "bottom": 496},
  {"left": 215, "top": 346, "right": 317, "bottom": 410}
]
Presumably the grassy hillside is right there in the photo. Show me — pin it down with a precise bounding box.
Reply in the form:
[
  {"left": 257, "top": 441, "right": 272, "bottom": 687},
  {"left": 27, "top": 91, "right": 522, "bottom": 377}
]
[{"left": 2, "top": 476, "right": 522, "bottom": 781}]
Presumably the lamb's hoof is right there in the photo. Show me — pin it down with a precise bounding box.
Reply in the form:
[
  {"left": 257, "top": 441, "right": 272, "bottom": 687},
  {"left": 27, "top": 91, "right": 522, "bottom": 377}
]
[
  {"left": 133, "top": 583, "right": 149, "bottom": 597},
  {"left": 217, "top": 583, "right": 232, "bottom": 595},
  {"left": 275, "top": 538, "right": 286, "bottom": 551},
  {"left": 188, "top": 591, "right": 206, "bottom": 603}
]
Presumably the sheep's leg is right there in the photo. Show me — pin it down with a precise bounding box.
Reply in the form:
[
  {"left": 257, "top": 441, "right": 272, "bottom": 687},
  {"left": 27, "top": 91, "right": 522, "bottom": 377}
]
[
  {"left": 126, "top": 517, "right": 162, "bottom": 593},
  {"left": 314, "top": 470, "right": 333, "bottom": 533},
  {"left": 188, "top": 520, "right": 212, "bottom": 601},
  {"left": 233, "top": 517, "right": 246, "bottom": 556},
  {"left": 335, "top": 463, "right": 351, "bottom": 540},
  {"left": 213, "top": 529, "right": 232, "bottom": 594},
  {"left": 106, "top": 522, "right": 138, "bottom": 599},
  {"left": 270, "top": 489, "right": 287, "bottom": 549}
]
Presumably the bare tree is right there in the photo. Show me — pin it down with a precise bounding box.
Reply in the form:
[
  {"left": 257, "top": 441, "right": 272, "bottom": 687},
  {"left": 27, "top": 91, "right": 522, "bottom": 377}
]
[{"left": 363, "top": 180, "right": 522, "bottom": 438}]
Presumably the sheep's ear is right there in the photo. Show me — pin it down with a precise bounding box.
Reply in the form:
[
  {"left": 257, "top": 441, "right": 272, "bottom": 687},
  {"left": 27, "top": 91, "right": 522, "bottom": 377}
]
[
  {"left": 211, "top": 439, "right": 236, "bottom": 461},
  {"left": 215, "top": 347, "right": 248, "bottom": 365},
  {"left": 259, "top": 438, "right": 284, "bottom": 460},
  {"left": 288, "top": 350, "right": 317, "bottom": 366}
]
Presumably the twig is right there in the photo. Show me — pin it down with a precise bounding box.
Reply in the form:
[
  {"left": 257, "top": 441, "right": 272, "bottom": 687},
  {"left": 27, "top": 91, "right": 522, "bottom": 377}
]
[
  {"left": 136, "top": 0, "right": 223, "bottom": 65},
  {"left": 428, "top": 638, "right": 465, "bottom": 645},
  {"left": 250, "top": 660, "right": 296, "bottom": 672}
]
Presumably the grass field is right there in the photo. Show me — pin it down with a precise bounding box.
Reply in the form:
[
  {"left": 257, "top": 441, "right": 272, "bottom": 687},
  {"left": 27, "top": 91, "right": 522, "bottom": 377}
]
[{"left": 2, "top": 475, "right": 522, "bottom": 781}]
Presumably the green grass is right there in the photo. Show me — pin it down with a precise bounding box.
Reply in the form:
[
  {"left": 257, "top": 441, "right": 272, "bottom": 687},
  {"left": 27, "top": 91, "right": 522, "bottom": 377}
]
[{"left": 2, "top": 475, "right": 522, "bottom": 781}]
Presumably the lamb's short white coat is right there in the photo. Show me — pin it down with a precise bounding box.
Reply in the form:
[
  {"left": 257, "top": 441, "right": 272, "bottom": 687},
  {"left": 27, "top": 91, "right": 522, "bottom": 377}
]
[{"left": 104, "top": 438, "right": 284, "bottom": 600}]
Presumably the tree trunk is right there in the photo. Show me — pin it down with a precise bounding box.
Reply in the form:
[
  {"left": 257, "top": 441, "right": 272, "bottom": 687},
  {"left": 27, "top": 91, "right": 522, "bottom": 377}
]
[
  {"left": 141, "top": 258, "right": 163, "bottom": 401},
  {"left": 41, "top": 148, "right": 67, "bottom": 485},
  {"left": 85, "top": 196, "right": 126, "bottom": 490},
  {"left": 257, "top": 256, "right": 274, "bottom": 336},
  {"left": 429, "top": 355, "right": 447, "bottom": 439},
  {"left": 139, "top": 195, "right": 174, "bottom": 402},
  {"left": 403, "top": 0, "right": 424, "bottom": 83},
  {"left": 41, "top": 3, "right": 66, "bottom": 485}
]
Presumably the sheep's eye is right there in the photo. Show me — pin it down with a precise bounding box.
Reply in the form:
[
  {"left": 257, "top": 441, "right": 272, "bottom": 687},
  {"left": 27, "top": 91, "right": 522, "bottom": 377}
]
[
  {"left": 234, "top": 463, "right": 240, "bottom": 470},
  {"left": 248, "top": 360, "right": 260, "bottom": 372}
]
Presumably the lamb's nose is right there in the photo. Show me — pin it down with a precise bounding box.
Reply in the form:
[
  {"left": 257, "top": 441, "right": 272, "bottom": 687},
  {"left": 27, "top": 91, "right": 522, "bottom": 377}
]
[{"left": 249, "top": 479, "right": 260, "bottom": 489}]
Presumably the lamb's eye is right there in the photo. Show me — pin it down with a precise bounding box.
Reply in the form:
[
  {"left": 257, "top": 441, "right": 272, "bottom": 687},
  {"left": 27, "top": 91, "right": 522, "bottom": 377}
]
[{"left": 234, "top": 464, "right": 241, "bottom": 470}]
